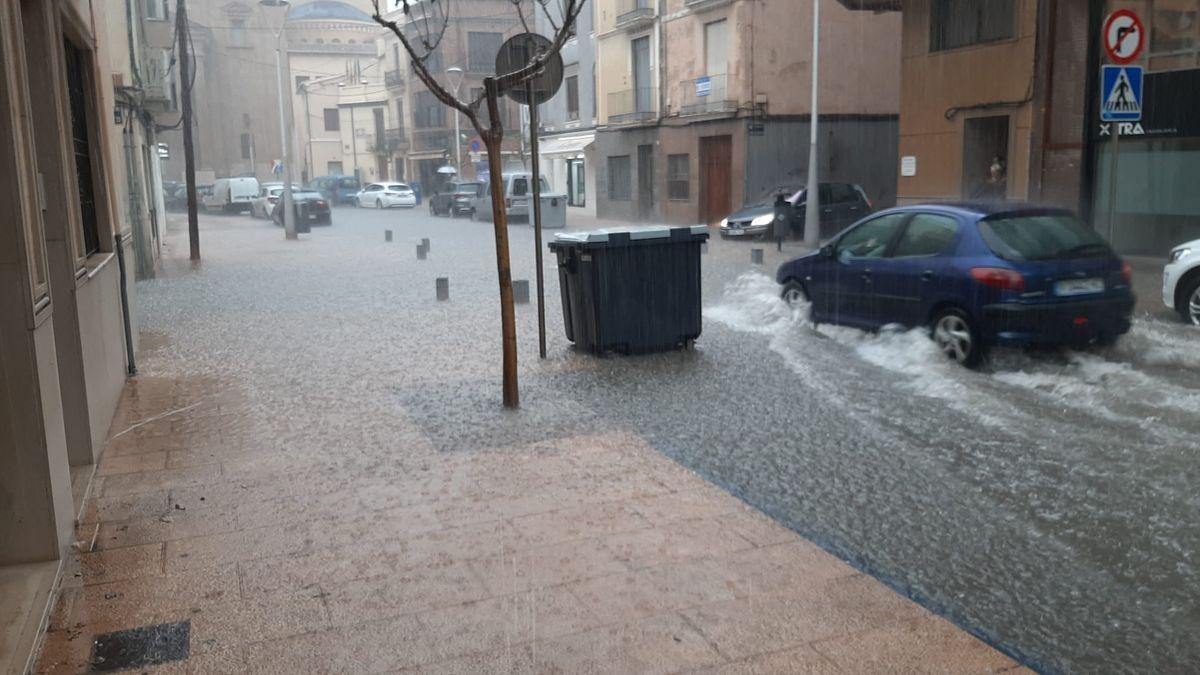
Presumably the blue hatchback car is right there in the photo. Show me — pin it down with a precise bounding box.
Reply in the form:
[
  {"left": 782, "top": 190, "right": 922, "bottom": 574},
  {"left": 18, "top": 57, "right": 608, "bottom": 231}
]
[{"left": 775, "top": 203, "right": 1135, "bottom": 366}]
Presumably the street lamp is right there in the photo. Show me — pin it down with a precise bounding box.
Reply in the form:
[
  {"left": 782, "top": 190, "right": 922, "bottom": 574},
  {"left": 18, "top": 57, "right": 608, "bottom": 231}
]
[
  {"left": 446, "top": 66, "right": 464, "bottom": 172},
  {"left": 803, "top": 0, "right": 821, "bottom": 249},
  {"left": 262, "top": 0, "right": 297, "bottom": 240}
]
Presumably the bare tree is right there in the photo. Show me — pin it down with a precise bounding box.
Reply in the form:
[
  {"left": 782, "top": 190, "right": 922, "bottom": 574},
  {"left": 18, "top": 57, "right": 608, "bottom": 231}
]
[{"left": 371, "top": 0, "right": 586, "bottom": 409}]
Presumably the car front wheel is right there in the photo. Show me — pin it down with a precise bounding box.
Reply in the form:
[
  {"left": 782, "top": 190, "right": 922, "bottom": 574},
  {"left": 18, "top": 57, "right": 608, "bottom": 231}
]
[
  {"left": 1179, "top": 275, "right": 1200, "bottom": 326},
  {"left": 780, "top": 280, "right": 807, "bottom": 307},
  {"left": 931, "top": 308, "right": 983, "bottom": 368}
]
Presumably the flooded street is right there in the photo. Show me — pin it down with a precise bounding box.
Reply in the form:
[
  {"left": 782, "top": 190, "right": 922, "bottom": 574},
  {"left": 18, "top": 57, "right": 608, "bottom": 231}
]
[{"left": 138, "top": 206, "right": 1198, "bottom": 674}]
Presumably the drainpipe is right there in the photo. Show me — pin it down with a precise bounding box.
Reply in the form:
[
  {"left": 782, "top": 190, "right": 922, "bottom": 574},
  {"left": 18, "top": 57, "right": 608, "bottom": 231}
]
[
  {"left": 114, "top": 233, "right": 137, "bottom": 376},
  {"left": 1079, "top": 0, "right": 1104, "bottom": 224}
]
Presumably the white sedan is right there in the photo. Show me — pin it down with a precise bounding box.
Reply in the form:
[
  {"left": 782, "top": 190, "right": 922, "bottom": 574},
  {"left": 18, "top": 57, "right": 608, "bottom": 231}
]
[
  {"left": 356, "top": 182, "right": 417, "bottom": 209},
  {"left": 1163, "top": 238, "right": 1200, "bottom": 325},
  {"left": 250, "top": 183, "right": 284, "bottom": 219}
]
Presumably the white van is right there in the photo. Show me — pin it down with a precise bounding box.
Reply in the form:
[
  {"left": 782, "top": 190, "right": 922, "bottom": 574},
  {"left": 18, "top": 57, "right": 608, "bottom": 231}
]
[
  {"left": 204, "top": 177, "right": 260, "bottom": 213},
  {"left": 470, "top": 172, "right": 566, "bottom": 224}
]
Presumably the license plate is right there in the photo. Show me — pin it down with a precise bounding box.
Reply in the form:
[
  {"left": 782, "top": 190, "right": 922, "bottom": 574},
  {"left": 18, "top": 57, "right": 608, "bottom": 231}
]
[
  {"left": 308, "top": 213, "right": 318, "bottom": 220},
  {"left": 1054, "top": 278, "right": 1104, "bottom": 296},
  {"left": 728, "top": 228, "right": 743, "bottom": 235}
]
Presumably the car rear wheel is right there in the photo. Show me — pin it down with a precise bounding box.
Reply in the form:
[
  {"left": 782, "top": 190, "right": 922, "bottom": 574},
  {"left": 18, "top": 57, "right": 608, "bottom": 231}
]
[
  {"left": 931, "top": 308, "right": 983, "bottom": 368},
  {"left": 1179, "top": 276, "right": 1200, "bottom": 326},
  {"left": 376, "top": 198, "right": 383, "bottom": 209}
]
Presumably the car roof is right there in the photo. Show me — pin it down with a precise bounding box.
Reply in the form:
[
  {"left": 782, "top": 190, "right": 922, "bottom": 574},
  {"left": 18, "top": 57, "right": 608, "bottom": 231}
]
[{"left": 877, "top": 201, "right": 1075, "bottom": 220}]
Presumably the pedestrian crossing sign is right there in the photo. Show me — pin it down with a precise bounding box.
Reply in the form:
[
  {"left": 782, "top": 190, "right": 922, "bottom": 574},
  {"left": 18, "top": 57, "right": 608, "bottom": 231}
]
[{"left": 1101, "top": 65, "right": 1142, "bottom": 122}]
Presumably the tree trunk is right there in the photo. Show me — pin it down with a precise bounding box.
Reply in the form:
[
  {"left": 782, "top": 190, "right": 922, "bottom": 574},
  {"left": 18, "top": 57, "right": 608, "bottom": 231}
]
[{"left": 483, "top": 79, "right": 519, "bottom": 408}]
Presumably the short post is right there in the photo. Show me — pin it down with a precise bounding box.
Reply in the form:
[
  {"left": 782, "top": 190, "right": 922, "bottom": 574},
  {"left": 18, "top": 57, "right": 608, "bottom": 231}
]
[
  {"left": 513, "top": 279, "right": 530, "bottom": 305},
  {"left": 385, "top": 229, "right": 393, "bottom": 242},
  {"left": 436, "top": 277, "right": 449, "bottom": 301},
  {"left": 751, "top": 248, "right": 764, "bottom": 265},
  {"left": 421, "top": 237, "right": 430, "bottom": 251},
  {"left": 417, "top": 244, "right": 427, "bottom": 260}
]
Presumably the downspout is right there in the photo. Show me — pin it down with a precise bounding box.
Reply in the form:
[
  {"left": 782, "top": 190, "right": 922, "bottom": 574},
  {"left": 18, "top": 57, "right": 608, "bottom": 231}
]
[
  {"left": 1079, "top": 0, "right": 1104, "bottom": 224},
  {"left": 657, "top": 0, "right": 666, "bottom": 119}
]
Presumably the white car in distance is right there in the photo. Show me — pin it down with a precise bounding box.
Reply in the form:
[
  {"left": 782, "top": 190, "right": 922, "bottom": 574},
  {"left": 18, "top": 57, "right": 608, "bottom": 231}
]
[
  {"left": 251, "top": 183, "right": 284, "bottom": 219},
  {"left": 1163, "top": 238, "right": 1200, "bottom": 325},
  {"left": 356, "top": 182, "right": 417, "bottom": 209}
]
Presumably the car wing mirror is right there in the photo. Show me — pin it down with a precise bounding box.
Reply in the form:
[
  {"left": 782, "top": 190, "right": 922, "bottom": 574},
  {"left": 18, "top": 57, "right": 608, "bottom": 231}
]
[{"left": 820, "top": 244, "right": 835, "bottom": 258}]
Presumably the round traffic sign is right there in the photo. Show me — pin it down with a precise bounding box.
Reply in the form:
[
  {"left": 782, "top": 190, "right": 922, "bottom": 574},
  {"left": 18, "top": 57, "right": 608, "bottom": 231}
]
[
  {"left": 495, "top": 32, "right": 563, "bottom": 106},
  {"left": 1103, "top": 9, "right": 1144, "bottom": 65}
]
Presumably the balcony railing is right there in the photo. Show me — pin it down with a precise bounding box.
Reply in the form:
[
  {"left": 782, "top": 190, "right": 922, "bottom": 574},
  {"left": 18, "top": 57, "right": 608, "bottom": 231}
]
[
  {"left": 607, "top": 87, "right": 656, "bottom": 124},
  {"left": 678, "top": 74, "right": 737, "bottom": 116},
  {"left": 412, "top": 128, "right": 451, "bottom": 153},
  {"left": 616, "top": 0, "right": 655, "bottom": 28},
  {"left": 384, "top": 69, "right": 404, "bottom": 88}
]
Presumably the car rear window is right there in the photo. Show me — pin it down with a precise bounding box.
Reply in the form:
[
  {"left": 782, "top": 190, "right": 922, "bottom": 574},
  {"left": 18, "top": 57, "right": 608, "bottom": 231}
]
[
  {"left": 979, "top": 214, "right": 1111, "bottom": 261},
  {"left": 389, "top": 184, "right": 410, "bottom": 191},
  {"left": 339, "top": 178, "right": 360, "bottom": 189},
  {"left": 455, "top": 184, "right": 479, "bottom": 194}
]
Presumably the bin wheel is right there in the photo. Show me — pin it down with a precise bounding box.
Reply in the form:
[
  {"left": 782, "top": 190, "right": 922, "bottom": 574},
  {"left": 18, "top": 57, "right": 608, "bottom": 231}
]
[{"left": 683, "top": 338, "right": 695, "bottom": 350}]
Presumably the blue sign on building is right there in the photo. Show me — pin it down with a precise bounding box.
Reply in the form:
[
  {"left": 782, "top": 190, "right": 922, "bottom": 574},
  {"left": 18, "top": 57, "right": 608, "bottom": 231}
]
[
  {"left": 695, "top": 76, "right": 711, "bottom": 98},
  {"left": 1100, "top": 65, "right": 1142, "bottom": 122}
]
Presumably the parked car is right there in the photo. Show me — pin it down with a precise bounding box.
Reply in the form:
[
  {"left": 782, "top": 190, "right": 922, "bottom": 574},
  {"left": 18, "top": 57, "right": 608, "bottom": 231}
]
[
  {"left": 356, "top": 182, "right": 417, "bottom": 209},
  {"left": 720, "top": 182, "right": 871, "bottom": 241},
  {"left": 428, "top": 180, "right": 482, "bottom": 216},
  {"left": 309, "top": 175, "right": 361, "bottom": 205},
  {"left": 1163, "top": 238, "right": 1200, "bottom": 325},
  {"left": 250, "top": 183, "right": 284, "bottom": 219},
  {"left": 470, "top": 172, "right": 560, "bottom": 222},
  {"left": 775, "top": 203, "right": 1135, "bottom": 367},
  {"left": 203, "top": 177, "right": 260, "bottom": 213},
  {"left": 272, "top": 190, "right": 331, "bottom": 226}
]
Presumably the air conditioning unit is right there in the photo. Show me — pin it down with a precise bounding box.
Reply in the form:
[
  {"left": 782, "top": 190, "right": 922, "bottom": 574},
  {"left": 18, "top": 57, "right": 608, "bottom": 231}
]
[{"left": 142, "top": 48, "right": 175, "bottom": 110}]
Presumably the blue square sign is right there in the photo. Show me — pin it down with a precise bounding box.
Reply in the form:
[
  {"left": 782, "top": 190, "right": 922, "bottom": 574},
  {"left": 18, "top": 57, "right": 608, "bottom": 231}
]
[{"left": 1101, "top": 65, "right": 1142, "bottom": 122}]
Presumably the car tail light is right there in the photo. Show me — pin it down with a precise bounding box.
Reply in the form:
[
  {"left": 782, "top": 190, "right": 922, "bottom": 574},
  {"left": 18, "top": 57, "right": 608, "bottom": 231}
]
[
  {"left": 1120, "top": 261, "right": 1132, "bottom": 283},
  {"left": 970, "top": 267, "right": 1025, "bottom": 292},
  {"left": 316, "top": 200, "right": 327, "bottom": 207}
]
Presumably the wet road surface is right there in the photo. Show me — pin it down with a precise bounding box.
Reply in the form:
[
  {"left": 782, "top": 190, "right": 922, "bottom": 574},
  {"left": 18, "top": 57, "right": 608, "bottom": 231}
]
[{"left": 144, "top": 204, "right": 1198, "bottom": 674}]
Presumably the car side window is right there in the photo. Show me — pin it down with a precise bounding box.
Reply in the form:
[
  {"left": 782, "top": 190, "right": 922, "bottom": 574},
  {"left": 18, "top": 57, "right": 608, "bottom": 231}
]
[
  {"left": 836, "top": 213, "right": 907, "bottom": 262},
  {"left": 512, "top": 178, "right": 528, "bottom": 196},
  {"left": 830, "top": 184, "right": 856, "bottom": 204},
  {"left": 891, "top": 214, "right": 959, "bottom": 258}
]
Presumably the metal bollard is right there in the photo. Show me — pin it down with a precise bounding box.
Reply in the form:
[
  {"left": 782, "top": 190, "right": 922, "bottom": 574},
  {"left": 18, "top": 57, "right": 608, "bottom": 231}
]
[
  {"left": 421, "top": 237, "right": 430, "bottom": 251},
  {"left": 436, "top": 277, "right": 449, "bottom": 301},
  {"left": 417, "top": 244, "right": 427, "bottom": 260},
  {"left": 513, "top": 279, "right": 530, "bottom": 304},
  {"left": 751, "top": 248, "right": 764, "bottom": 265},
  {"left": 384, "top": 229, "right": 393, "bottom": 242}
]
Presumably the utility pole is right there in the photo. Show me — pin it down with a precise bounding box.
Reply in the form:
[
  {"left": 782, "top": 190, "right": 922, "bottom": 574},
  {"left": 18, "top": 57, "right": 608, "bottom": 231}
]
[
  {"left": 177, "top": 0, "right": 200, "bottom": 261},
  {"left": 803, "top": 0, "right": 821, "bottom": 249}
]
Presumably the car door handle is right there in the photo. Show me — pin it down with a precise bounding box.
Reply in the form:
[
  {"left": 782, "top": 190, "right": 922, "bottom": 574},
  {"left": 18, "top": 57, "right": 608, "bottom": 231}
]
[
  {"left": 861, "top": 269, "right": 872, "bottom": 283},
  {"left": 921, "top": 270, "right": 934, "bottom": 281},
  {"left": 822, "top": 208, "right": 834, "bottom": 213}
]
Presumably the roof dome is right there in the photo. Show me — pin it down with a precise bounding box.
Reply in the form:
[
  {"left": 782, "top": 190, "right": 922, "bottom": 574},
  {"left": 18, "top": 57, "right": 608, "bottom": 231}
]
[{"left": 286, "top": 1, "right": 373, "bottom": 23}]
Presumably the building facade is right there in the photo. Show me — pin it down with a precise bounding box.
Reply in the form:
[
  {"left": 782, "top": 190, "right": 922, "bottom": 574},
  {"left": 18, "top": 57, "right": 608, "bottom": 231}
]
[
  {"left": 535, "top": 0, "right": 600, "bottom": 217},
  {"left": 375, "top": 0, "right": 528, "bottom": 193},
  {"left": 847, "top": 0, "right": 1200, "bottom": 255},
  {"left": 593, "top": 0, "right": 901, "bottom": 226},
  {"left": 0, "top": 0, "right": 143, "bottom": 670}
]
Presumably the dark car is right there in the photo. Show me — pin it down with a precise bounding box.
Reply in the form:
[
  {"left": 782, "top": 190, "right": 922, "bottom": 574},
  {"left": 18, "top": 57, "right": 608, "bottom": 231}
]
[
  {"left": 428, "top": 180, "right": 482, "bottom": 217},
  {"left": 775, "top": 203, "right": 1134, "bottom": 366},
  {"left": 272, "top": 190, "right": 331, "bottom": 226},
  {"left": 720, "top": 182, "right": 871, "bottom": 241}
]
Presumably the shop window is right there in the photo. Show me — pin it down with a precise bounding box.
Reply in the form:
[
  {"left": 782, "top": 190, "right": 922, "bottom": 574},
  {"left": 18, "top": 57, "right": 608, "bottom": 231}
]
[
  {"left": 667, "top": 154, "right": 689, "bottom": 201},
  {"left": 65, "top": 38, "right": 100, "bottom": 258},
  {"left": 608, "top": 155, "right": 632, "bottom": 201},
  {"left": 930, "top": 0, "right": 1014, "bottom": 52}
]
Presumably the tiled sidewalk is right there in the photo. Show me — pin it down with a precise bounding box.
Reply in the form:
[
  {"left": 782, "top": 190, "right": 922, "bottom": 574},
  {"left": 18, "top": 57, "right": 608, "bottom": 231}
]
[{"left": 35, "top": 375, "right": 1023, "bottom": 673}]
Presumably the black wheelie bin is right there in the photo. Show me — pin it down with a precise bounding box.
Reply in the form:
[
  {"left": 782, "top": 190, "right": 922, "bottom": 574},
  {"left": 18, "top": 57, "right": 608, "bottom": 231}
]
[{"left": 548, "top": 226, "right": 709, "bottom": 355}]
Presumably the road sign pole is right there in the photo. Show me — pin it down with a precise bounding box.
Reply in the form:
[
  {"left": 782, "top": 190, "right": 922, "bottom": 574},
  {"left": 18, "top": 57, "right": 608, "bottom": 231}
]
[
  {"left": 1107, "top": 124, "right": 1119, "bottom": 243},
  {"left": 527, "top": 80, "right": 547, "bottom": 359}
]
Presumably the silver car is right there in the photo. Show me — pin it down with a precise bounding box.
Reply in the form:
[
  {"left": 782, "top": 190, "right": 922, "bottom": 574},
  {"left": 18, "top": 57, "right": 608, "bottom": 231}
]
[{"left": 470, "top": 172, "right": 564, "bottom": 222}]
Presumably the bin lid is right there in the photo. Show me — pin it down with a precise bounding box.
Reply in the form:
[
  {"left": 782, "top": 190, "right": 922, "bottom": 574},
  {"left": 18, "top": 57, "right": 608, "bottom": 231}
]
[{"left": 550, "top": 225, "right": 708, "bottom": 247}]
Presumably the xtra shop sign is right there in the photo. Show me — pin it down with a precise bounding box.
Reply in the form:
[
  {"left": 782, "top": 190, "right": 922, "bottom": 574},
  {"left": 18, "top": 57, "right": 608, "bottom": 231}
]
[{"left": 1096, "top": 68, "right": 1199, "bottom": 140}]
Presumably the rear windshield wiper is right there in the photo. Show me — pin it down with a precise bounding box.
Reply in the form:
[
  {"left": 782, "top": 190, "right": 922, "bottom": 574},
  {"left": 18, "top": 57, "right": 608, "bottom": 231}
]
[{"left": 1058, "top": 242, "right": 1110, "bottom": 258}]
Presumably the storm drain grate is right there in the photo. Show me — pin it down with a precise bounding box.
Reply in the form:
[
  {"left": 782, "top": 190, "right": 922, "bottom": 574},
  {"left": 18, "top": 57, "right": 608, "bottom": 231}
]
[{"left": 90, "top": 620, "right": 190, "bottom": 671}]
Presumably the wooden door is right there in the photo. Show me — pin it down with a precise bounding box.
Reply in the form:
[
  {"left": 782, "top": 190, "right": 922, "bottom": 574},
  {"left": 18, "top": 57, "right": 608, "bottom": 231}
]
[{"left": 700, "top": 135, "right": 732, "bottom": 225}]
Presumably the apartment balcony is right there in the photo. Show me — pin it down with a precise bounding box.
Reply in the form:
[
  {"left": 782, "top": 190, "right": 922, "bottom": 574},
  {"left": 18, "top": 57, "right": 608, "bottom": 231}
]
[
  {"left": 607, "top": 87, "right": 657, "bottom": 124},
  {"left": 384, "top": 69, "right": 404, "bottom": 89},
  {"left": 616, "top": 0, "right": 656, "bottom": 31},
  {"left": 412, "top": 128, "right": 451, "bottom": 153},
  {"left": 678, "top": 74, "right": 738, "bottom": 117},
  {"left": 683, "top": 0, "right": 734, "bottom": 11},
  {"left": 369, "top": 127, "right": 409, "bottom": 155}
]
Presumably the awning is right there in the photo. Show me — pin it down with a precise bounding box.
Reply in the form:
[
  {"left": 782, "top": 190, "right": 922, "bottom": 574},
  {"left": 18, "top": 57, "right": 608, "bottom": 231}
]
[{"left": 538, "top": 132, "right": 594, "bottom": 159}]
